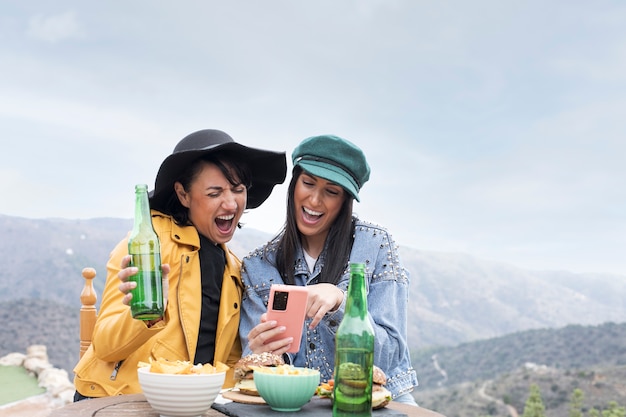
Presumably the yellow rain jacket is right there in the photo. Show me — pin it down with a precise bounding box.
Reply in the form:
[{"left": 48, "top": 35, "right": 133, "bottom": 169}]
[{"left": 74, "top": 211, "right": 243, "bottom": 397}]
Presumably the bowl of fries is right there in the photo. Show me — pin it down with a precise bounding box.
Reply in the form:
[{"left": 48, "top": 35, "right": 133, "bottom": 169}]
[
  {"left": 137, "top": 358, "right": 228, "bottom": 417},
  {"left": 253, "top": 364, "right": 320, "bottom": 412}
]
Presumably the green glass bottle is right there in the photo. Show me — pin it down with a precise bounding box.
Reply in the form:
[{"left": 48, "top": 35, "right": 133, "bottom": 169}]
[
  {"left": 333, "top": 262, "right": 375, "bottom": 417},
  {"left": 127, "top": 184, "right": 164, "bottom": 320}
]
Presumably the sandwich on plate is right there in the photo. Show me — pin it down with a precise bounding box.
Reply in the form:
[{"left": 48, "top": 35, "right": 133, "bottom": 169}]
[
  {"left": 233, "top": 352, "right": 284, "bottom": 396},
  {"left": 316, "top": 365, "right": 393, "bottom": 409}
]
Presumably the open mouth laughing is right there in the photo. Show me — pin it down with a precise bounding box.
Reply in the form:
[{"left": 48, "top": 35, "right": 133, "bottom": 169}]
[
  {"left": 302, "top": 207, "right": 323, "bottom": 223},
  {"left": 215, "top": 214, "right": 235, "bottom": 232}
]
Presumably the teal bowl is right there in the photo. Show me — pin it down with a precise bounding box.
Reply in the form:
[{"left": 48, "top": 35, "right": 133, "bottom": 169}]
[{"left": 254, "top": 366, "right": 320, "bottom": 412}]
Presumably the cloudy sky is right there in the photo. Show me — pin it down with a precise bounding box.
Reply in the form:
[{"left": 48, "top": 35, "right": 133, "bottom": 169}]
[{"left": 1, "top": 1, "right": 625, "bottom": 275}]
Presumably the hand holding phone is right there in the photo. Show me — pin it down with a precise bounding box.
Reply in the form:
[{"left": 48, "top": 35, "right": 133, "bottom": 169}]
[{"left": 266, "top": 284, "right": 308, "bottom": 353}]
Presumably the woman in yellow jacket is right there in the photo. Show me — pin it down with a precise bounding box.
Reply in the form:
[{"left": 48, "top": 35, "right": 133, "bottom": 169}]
[{"left": 73, "top": 129, "right": 286, "bottom": 400}]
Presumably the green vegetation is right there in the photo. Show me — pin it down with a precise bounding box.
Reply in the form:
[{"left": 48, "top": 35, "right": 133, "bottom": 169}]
[
  {"left": 570, "top": 388, "right": 584, "bottom": 417},
  {"left": 519, "top": 385, "right": 626, "bottom": 417},
  {"left": 568, "top": 388, "right": 625, "bottom": 417},
  {"left": 0, "top": 365, "right": 45, "bottom": 405},
  {"left": 523, "top": 384, "right": 546, "bottom": 417}
]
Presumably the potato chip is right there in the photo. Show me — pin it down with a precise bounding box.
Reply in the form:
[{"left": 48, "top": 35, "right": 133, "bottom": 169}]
[{"left": 137, "top": 357, "right": 230, "bottom": 374}]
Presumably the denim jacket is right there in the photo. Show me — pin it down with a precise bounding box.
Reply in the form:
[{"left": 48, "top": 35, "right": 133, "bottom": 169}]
[{"left": 239, "top": 219, "right": 418, "bottom": 398}]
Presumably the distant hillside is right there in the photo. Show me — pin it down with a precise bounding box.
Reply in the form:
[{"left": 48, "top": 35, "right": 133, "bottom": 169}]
[
  {"left": 0, "top": 215, "right": 268, "bottom": 307},
  {"left": 403, "top": 249, "right": 626, "bottom": 350},
  {"left": 2, "top": 214, "right": 625, "bottom": 351},
  {"left": 0, "top": 298, "right": 78, "bottom": 375},
  {"left": 412, "top": 321, "right": 626, "bottom": 389},
  {"left": 410, "top": 322, "right": 626, "bottom": 417},
  {"left": 416, "top": 363, "right": 626, "bottom": 417}
]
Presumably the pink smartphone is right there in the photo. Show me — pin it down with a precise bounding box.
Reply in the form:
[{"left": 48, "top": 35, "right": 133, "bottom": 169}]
[{"left": 266, "top": 284, "right": 308, "bottom": 353}]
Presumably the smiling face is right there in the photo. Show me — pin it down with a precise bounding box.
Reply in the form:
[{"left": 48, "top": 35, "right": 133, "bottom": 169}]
[
  {"left": 293, "top": 171, "right": 347, "bottom": 255},
  {"left": 174, "top": 161, "right": 246, "bottom": 244}
]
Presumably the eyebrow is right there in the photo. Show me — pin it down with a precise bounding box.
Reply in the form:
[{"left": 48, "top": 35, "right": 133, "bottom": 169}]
[{"left": 205, "top": 186, "right": 224, "bottom": 191}]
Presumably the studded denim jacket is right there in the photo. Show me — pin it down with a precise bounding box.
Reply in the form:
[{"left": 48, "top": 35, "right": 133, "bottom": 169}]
[{"left": 239, "top": 219, "right": 418, "bottom": 398}]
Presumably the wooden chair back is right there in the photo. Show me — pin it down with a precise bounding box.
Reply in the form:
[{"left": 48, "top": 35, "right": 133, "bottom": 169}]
[{"left": 79, "top": 267, "right": 98, "bottom": 359}]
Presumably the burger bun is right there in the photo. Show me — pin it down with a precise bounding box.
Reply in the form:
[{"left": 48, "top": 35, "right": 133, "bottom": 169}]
[{"left": 233, "top": 352, "right": 285, "bottom": 396}]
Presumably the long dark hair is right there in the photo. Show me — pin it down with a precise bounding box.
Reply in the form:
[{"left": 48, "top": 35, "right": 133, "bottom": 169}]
[
  {"left": 274, "top": 166, "right": 355, "bottom": 285},
  {"left": 157, "top": 151, "right": 252, "bottom": 226}
]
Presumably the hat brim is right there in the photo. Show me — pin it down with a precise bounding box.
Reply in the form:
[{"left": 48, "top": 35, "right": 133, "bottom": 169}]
[
  {"left": 297, "top": 160, "right": 360, "bottom": 202},
  {"left": 150, "top": 142, "right": 287, "bottom": 210}
]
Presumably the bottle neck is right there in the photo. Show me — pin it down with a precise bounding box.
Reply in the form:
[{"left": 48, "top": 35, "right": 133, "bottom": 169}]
[
  {"left": 345, "top": 268, "right": 367, "bottom": 319},
  {"left": 133, "top": 185, "right": 152, "bottom": 231}
]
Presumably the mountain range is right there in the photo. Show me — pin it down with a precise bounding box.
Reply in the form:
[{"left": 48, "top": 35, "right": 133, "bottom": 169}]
[
  {"left": 2, "top": 214, "right": 625, "bottom": 416},
  {"left": 2, "top": 214, "right": 623, "bottom": 350}
]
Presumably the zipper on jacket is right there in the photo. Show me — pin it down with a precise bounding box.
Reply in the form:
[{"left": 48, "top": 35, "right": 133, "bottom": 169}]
[{"left": 110, "top": 360, "right": 124, "bottom": 380}]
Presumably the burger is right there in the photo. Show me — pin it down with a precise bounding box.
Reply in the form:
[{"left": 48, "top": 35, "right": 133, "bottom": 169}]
[
  {"left": 335, "top": 362, "right": 368, "bottom": 398},
  {"left": 371, "top": 365, "right": 392, "bottom": 409},
  {"left": 315, "top": 365, "right": 392, "bottom": 409},
  {"left": 233, "top": 352, "right": 284, "bottom": 396}
]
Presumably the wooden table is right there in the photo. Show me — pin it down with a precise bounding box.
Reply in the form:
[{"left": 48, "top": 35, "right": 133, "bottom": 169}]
[{"left": 49, "top": 393, "right": 445, "bottom": 417}]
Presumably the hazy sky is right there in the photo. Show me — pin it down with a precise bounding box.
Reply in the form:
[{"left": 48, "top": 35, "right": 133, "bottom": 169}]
[{"left": 1, "top": 1, "right": 625, "bottom": 275}]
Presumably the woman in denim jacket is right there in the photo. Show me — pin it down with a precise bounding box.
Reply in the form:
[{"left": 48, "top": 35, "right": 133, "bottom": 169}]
[{"left": 239, "top": 135, "right": 418, "bottom": 404}]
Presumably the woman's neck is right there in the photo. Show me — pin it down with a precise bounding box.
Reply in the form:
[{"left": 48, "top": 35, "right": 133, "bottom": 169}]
[{"left": 301, "top": 233, "right": 327, "bottom": 259}]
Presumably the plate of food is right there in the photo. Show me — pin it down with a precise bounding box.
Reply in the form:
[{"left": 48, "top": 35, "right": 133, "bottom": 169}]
[
  {"left": 316, "top": 365, "right": 393, "bottom": 409},
  {"left": 221, "top": 352, "right": 285, "bottom": 404}
]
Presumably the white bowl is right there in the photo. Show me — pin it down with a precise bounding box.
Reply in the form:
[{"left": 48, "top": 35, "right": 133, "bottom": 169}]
[{"left": 137, "top": 367, "right": 225, "bottom": 417}]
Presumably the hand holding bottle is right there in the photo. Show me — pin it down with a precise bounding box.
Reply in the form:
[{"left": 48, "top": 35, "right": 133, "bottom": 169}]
[
  {"left": 127, "top": 184, "right": 165, "bottom": 320},
  {"left": 118, "top": 255, "right": 170, "bottom": 322}
]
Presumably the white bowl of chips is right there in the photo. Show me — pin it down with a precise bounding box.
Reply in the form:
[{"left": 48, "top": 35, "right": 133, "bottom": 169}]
[{"left": 137, "top": 358, "right": 227, "bottom": 417}]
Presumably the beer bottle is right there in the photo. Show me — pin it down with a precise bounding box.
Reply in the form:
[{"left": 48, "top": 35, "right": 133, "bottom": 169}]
[
  {"left": 333, "top": 263, "right": 374, "bottom": 417},
  {"left": 127, "top": 184, "right": 164, "bottom": 320}
]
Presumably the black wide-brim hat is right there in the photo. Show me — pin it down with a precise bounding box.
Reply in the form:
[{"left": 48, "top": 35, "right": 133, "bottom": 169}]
[{"left": 149, "top": 129, "right": 287, "bottom": 210}]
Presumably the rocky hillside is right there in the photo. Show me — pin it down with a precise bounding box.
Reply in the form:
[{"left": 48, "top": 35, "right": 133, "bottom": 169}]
[
  {"left": 412, "top": 321, "right": 626, "bottom": 389},
  {"left": 416, "top": 363, "right": 626, "bottom": 417}
]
